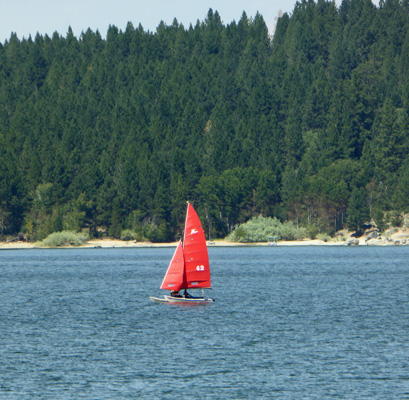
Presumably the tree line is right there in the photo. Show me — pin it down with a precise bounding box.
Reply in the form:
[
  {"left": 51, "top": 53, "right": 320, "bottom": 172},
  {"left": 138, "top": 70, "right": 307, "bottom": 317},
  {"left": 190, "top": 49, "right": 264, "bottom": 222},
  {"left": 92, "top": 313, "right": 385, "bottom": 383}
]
[{"left": 1, "top": 0, "right": 409, "bottom": 242}]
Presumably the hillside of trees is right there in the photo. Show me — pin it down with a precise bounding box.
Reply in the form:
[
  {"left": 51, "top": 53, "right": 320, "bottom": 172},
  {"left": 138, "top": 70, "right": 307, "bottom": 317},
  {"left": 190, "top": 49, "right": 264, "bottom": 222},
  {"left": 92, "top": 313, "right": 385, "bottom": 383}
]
[{"left": 1, "top": 0, "right": 409, "bottom": 242}]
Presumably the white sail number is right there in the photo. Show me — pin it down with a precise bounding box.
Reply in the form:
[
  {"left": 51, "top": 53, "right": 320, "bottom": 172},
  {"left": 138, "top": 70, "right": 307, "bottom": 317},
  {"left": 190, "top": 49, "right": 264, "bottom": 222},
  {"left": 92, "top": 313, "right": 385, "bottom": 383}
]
[{"left": 196, "top": 265, "right": 205, "bottom": 271}]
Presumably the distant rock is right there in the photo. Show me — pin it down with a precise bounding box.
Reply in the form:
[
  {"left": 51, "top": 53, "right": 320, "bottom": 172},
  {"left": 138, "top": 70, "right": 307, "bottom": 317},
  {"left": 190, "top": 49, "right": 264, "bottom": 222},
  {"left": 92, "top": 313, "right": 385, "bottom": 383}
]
[
  {"left": 365, "top": 231, "right": 379, "bottom": 241},
  {"left": 366, "top": 238, "right": 379, "bottom": 246}
]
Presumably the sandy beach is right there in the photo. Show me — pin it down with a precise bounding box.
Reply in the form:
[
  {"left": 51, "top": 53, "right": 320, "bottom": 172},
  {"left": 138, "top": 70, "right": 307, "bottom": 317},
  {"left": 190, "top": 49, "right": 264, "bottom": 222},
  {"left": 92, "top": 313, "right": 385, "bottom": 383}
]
[
  {"left": 1, "top": 227, "right": 409, "bottom": 249},
  {"left": 0, "top": 239, "right": 269, "bottom": 249},
  {"left": 0, "top": 238, "right": 333, "bottom": 249}
]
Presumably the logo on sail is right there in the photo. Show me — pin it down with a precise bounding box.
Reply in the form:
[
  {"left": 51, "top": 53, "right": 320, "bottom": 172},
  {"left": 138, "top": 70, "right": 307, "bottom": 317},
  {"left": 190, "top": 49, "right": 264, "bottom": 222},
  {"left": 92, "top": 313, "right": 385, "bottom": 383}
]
[{"left": 191, "top": 228, "right": 198, "bottom": 234}]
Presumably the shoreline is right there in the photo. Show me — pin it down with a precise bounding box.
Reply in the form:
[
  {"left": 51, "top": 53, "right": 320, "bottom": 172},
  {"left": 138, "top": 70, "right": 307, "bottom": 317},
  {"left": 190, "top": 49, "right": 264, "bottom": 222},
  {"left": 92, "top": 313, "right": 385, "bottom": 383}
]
[{"left": 1, "top": 235, "right": 409, "bottom": 249}]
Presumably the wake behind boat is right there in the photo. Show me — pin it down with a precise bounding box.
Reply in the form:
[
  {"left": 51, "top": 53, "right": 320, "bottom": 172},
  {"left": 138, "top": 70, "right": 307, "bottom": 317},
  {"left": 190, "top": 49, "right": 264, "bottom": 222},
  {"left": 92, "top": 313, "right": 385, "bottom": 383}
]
[{"left": 149, "top": 202, "right": 214, "bottom": 304}]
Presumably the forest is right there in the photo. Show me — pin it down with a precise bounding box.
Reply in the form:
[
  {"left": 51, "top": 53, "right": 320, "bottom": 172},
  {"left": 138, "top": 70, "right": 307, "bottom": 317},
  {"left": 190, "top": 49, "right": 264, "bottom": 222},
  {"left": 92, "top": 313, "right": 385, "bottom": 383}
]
[{"left": 1, "top": 0, "right": 409, "bottom": 242}]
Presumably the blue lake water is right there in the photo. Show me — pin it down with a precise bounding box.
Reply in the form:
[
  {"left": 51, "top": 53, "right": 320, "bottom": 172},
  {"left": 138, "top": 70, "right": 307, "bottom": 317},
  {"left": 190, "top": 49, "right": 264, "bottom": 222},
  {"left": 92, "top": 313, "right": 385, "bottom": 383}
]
[{"left": 1, "top": 246, "right": 409, "bottom": 399}]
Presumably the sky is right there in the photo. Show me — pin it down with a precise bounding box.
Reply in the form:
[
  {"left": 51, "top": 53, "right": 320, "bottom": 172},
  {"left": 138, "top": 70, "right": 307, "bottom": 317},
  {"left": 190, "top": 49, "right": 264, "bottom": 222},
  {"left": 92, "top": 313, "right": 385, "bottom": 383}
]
[{"left": 1, "top": 0, "right": 303, "bottom": 44}]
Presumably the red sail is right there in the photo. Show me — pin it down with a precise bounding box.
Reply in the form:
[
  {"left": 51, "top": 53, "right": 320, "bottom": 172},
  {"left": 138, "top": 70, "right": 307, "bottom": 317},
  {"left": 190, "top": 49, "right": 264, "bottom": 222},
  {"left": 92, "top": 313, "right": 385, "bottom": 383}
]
[
  {"left": 160, "top": 240, "right": 186, "bottom": 291},
  {"left": 183, "top": 203, "right": 211, "bottom": 289}
]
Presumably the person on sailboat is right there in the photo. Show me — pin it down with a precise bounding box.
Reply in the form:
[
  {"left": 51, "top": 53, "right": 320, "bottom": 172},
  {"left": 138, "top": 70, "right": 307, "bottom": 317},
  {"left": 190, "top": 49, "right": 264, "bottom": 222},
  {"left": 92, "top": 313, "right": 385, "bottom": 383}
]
[
  {"left": 183, "top": 289, "right": 192, "bottom": 298},
  {"left": 170, "top": 290, "right": 182, "bottom": 298}
]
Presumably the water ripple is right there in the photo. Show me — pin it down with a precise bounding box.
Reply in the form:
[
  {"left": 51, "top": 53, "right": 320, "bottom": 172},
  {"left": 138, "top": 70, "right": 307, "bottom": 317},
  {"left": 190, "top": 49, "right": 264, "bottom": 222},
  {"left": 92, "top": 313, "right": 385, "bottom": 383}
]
[{"left": 1, "top": 247, "right": 409, "bottom": 399}]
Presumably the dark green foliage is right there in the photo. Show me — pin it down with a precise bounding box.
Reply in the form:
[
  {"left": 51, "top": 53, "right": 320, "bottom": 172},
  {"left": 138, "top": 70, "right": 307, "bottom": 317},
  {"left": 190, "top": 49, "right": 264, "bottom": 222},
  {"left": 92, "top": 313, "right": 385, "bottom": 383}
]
[
  {"left": 1, "top": 2, "right": 409, "bottom": 239},
  {"left": 347, "top": 187, "right": 371, "bottom": 232}
]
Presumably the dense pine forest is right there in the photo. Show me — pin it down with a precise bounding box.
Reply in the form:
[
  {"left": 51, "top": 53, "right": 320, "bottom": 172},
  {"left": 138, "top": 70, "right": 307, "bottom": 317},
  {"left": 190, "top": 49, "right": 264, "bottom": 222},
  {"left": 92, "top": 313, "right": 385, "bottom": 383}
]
[{"left": 1, "top": 0, "right": 409, "bottom": 242}]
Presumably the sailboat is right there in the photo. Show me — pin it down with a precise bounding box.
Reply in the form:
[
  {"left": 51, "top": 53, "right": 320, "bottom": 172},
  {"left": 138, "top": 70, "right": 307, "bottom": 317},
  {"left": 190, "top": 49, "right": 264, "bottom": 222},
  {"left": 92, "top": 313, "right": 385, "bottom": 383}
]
[{"left": 150, "top": 202, "right": 215, "bottom": 304}]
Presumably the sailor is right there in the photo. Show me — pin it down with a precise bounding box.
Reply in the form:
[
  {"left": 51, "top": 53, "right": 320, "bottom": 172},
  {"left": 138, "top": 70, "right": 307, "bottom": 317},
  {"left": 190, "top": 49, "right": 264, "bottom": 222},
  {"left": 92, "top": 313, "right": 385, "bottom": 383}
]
[
  {"left": 183, "top": 289, "right": 192, "bottom": 298},
  {"left": 170, "top": 290, "right": 181, "bottom": 297}
]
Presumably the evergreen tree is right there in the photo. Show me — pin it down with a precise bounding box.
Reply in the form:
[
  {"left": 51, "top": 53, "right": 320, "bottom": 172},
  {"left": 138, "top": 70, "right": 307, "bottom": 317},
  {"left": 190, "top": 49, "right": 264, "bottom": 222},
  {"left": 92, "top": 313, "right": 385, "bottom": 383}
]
[{"left": 346, "top": 187, "right": 370, "bottom": 232}]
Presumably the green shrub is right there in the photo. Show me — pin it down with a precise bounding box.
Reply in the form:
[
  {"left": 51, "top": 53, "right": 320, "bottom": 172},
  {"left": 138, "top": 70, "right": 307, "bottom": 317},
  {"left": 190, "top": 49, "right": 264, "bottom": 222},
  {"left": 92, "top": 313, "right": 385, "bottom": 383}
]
[
  {"left": 38, "top": 230, "right": 88, "bottom": 247},
  {"left": 390, "top": 211, "right": 403, "bottom": 228},
  {"left": 294, "top": 226, "right": 307, "bottom": 240},
  {"left": 306, "top": 224, "right": 319, "bottom": 239},
  {"left": 280, "top": 221, "right": 296, "bottom": 240},
  {"left": 231, "top": 226, "right": 247, "bottom": 242},
  {"left": 120, "top": 229, "right": 136, "bottom": 241},
  {"left": 317, "top": 233, "right": 331, "bottom": 242},
  {"left": 227, "top": 215, "right": 307, "bottom": 243}
]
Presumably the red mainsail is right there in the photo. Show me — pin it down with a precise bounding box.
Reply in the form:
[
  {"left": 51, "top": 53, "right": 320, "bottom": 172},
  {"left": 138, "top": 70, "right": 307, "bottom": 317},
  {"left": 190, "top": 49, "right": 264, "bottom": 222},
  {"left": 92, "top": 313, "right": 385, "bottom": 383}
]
[
  {"left": 183, "top": 203, "right": 211, "bottom": 289},
  {"left": 160, "top": 240, "right": 186, "bottom": 291}
]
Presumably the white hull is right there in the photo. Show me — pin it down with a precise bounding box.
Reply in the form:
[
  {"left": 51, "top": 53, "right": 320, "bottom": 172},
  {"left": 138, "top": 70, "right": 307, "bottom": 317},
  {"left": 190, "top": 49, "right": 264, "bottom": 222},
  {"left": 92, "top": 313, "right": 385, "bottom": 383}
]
[
  {"left": 150, "top": 295, "right": 214, "bottom": 304},
  {"left": 149, "top": 296, "right": 171, "bottom": 303}
]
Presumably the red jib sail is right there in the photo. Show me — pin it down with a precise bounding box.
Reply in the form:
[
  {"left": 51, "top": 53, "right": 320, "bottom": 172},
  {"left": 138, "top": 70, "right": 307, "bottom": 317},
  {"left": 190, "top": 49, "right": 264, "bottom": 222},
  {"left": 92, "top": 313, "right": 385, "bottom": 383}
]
[
  {"left": 183, "top": 203, "right": 211, "bottom": 289},
  {"left": 160, "top": 240, "right": 186, "bottom": 291}
]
